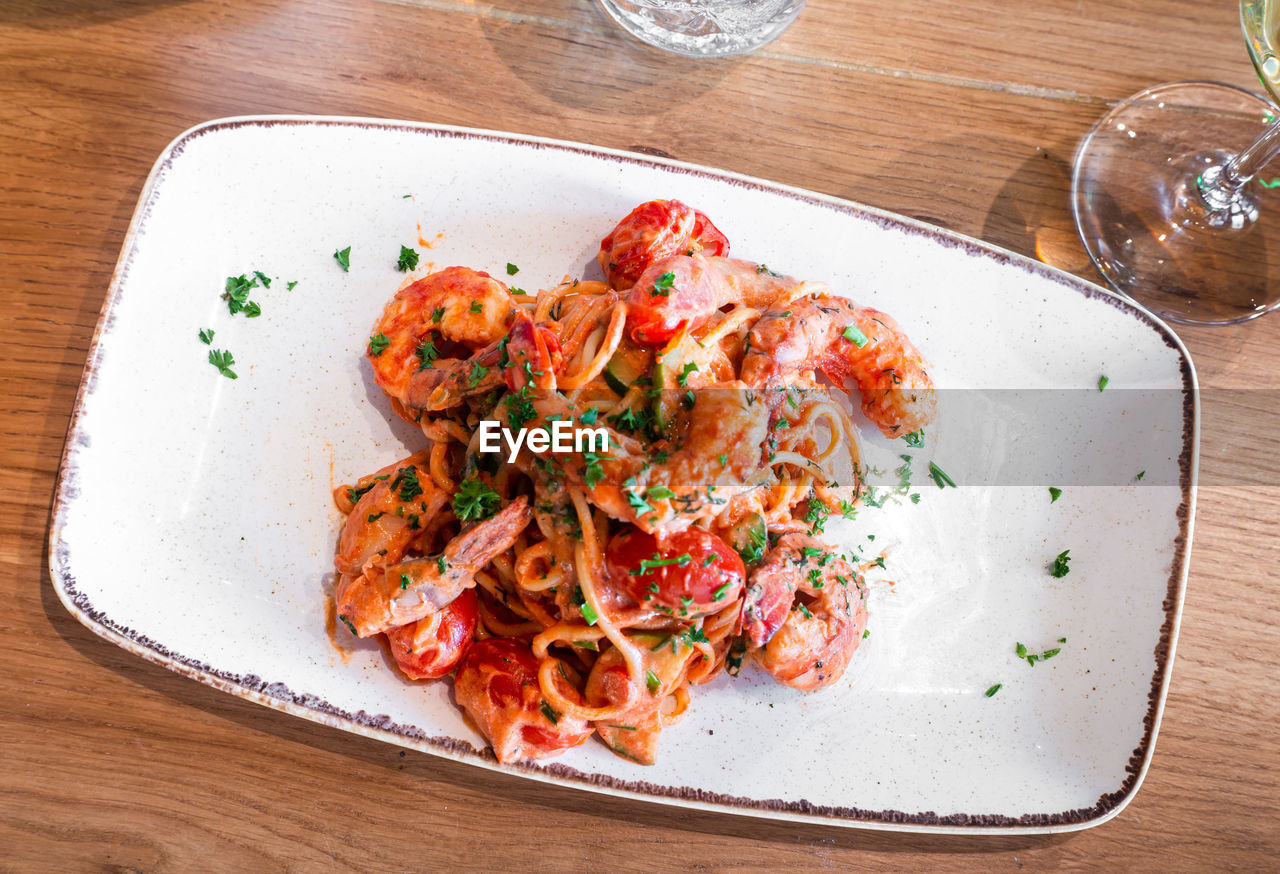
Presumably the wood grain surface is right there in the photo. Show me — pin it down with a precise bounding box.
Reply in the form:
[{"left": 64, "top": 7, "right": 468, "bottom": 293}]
[{"left": 3, "top": 0, "right": 1279, "bottom": 869}]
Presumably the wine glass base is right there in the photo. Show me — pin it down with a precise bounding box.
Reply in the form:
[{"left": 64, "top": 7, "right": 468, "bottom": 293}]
[{"left": 1072, "top": 81, "right": 1280, "bottom": 325}]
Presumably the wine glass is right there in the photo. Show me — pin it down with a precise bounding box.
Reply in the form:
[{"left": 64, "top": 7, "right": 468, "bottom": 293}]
[{"left": 1071, "top": 0, "right": 1280, "bottom": 324}]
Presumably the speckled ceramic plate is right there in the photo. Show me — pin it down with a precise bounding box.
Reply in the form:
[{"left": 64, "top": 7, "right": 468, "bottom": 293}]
[{"left": 49, "top": 116, "right": 1197, "bottom": 834}]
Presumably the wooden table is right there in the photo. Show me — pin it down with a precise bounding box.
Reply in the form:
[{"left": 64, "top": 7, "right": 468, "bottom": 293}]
[{"left": 4, "top": 0, "right": 1277, "bottom": 868}]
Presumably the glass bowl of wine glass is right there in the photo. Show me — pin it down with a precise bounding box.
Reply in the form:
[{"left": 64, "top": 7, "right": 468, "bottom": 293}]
[{"left": 1072, "top": 0, "right": 1280, "bottom": 324}]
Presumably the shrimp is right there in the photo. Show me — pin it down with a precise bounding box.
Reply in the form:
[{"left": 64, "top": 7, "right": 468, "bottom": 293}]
[
  {"left": 368, "top": 266, "right": 520, "bottom": 412},
  {"left": 338, "top": 497, "right": 532, "bottom": 637},
  {"left": 748, "top": 534, "right": 868, "bottom": 691},
  {"left": 334, "top": 453, "right": 447, "bottom": 635},
  {"left": 626, "top": 254, "right": 812, "bottom": 345},
  {"left": 454, "top": 637, "right": 593, "bottom": 763},
  {"left": 742, "top": 295, "right": 936, "bottom": 437},
  {"left": 598, "top": 199, "right": 729, "bottom": 290}
]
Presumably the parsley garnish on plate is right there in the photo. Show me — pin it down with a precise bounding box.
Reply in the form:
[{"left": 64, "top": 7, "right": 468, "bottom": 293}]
[
  {"left": 1049, "top": 486, "right": 1062, "bottom": 503},
  {"left": 928, "top": 461, "right": 955, "bottom": 488},
  {"left": 1098, "top": 374, "right": 1109, "bottom": 391},
  {"left": 396, "top": 245, "right": 419, "bottom": 272},
  {"left": 452, "top": 477, "right": 500, "bottom": 521},
  {"left": 222, "top": 274, "right": 262, "bottom": 317},
  {"left": 208, "top": 349, "right": 237, "bottom": 379},
  {"left": 468, "top": 301, "right": 483, "bottom": 314},
  {"left": 368, "top": 332, "right": 390, "bottom": 356},
  {"left": 198, "top": 328, "right": 214, "bottom": 344},
  {"left": 902, "top": 429, "right": 924, "bottom": 447},
  {"left": 506, "top": 263, "right": 519, "bottom": 275},
  {"left": 984, "top": 683, "right": 1002, "bottom": 697},
  {"left": 1050, "top": 549, "right": 1071, "bottom": 578},
  {"left": 651, "top": 271, "right": 675, "bottom": 297},
  {"left": 334, "top": 246, "right": 351, "bottom": 271}
]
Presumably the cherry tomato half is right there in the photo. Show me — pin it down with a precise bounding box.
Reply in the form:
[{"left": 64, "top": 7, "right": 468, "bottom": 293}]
[
  {"left": 598, "top": 199, "right": 730, "bottom": 291},
  {"left": 453, "top": 637, "right": 592, "bottom": 763},
  {"left": 606, "top": 527, "right": 745, "bottom": 618},
  {"left": 386, "top": 587, "right": 478, "bottom": 680}
]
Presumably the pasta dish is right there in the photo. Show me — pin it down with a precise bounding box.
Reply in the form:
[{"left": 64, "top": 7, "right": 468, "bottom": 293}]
[{"left": 332, "top": 200, "right": 936, "bottom": 764}]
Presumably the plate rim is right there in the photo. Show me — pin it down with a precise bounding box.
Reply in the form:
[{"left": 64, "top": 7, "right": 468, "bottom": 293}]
[{"left": 47, "top": 114, "right": 1201, "bottom": 835}]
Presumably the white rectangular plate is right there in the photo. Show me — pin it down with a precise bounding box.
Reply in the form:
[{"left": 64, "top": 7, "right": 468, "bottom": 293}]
[{"left": 50, "top": 117, "right": 1197, "bottom": 834}]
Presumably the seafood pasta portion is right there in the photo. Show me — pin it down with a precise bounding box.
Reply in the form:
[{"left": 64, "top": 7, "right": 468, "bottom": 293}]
[{"left": 333, "top": 200, "right": 936, "bottom": 765}]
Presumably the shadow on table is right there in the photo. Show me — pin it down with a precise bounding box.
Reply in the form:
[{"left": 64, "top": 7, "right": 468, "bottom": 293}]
[
  {"left": 0, "top": 0, "right": 193, "bottom": 29},
  {"left": 40, "top": 562, "right": 1071, "bottom": 856},
  {"left": 980, "top": 142, "right": 1094, "bottom": 277},
  {"left": 472, "top": 0, "right": 740, "bottom": 123}
]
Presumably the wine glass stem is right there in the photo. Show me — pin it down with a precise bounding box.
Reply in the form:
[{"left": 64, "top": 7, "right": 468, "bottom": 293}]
[{"left": 1222, "top": 116, "right": 1280, "bottom": 188}]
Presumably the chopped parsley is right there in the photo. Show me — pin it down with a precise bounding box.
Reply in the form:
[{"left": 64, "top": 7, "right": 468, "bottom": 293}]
[
  {"left": 221, "top": 274, "right": 262, "bottom": 317},
  {"left": 468, "top": 301, "right": 483, "bottom": 314},
  {"left": 737, "top": 525, "right": 767, "bottom": 565},
  {"left": 1050, "top": 549, "right": 1071, "bottom": 578},
  {"left": 338, "top": 614, "right": 358, "bottom": 636},
  {"left": 431, "top": 306, "right": 445, "bottom": 323},
  {"left": 651, "top": 271, "right": 675, "bottom": 296},
  {"left": 286, "top": 280, "right": 298, "bottom": 291},
  {"left": 633, "top": 553, "right": 692, "bottom": 574},
  {"left": 399, "top": 574, "right": 410, "bottom": 590},
  {"left": 842, "top": 324, "right": 869, "bottom": 347},
  {"left": 677, "top": 361, "right": 699, "bottom": 386},
  {"left": 645, "top": 669, "right": 661, "bottom": 694},
  {"left": 334, "top": 246, "right": 351, "bottom": 271},
  {"left": 506, "top": 262, "right": 519, "bottom": 275},
  {"left": 393, "top": 465, "right": 424, "bottom": 501},
  {"left": 396, "top": 245, "right": 419, "bottom": 272},
  {"left": 984, "top": 683, "right": 1002, "bottom": 697},
  {"left": 436, "top": 556, "right": 448, "bottom": 574},
  {"left": 1098, "top": 375, "right": 1109, "bottom": 391},
  {"left": 539, "top": 700, "right": 560, "bottom": 724},
  {"left": 1049, "top": 486, "right": 1062, "bottom": 503},
  {"left": 198, "top": 328, "right": 214, "bottom": 344},
  {"left": 645, "top": 485, "right": 676, "bottom": 501},
  {"left": 468, "top": 361, "right": 489, "bottom": 388},
  {"left": 902, "top": 429, "right": 924, "bottom": 447},
  {"left": 208, "top": 348, "right": 237, "bottom": 379},
  {"left": 625, "top": 489, "right": 653, "bottom": 515},
  {"left": 579, "top": 407, "right": 600, "bottom": 425},
  {"left": 503, "top": 388, "right": 537, "bottom": 430},
  {"left": 927, "top": 461, "right": 955, "bottom": 489},
  {"left": 452, "top": 477, "right": 500, "bottom": 521},
  {"left": 573, "top": 587, "right": 600, "bottom": 625},
  {"left": 582, "top": 452, "right": 605, "bottom": 489},
  {"left": 717, "top": 453, "right": 728, "bottom": 466},
  {"left": 1135, "top": 470, "right": 1146, "bottom": 481},
  {"left": 368, "top": 332, "right": 390, "bottom": 356},
  {"left": 1017, "top": 639, "right": 1064, "bottom": 667},
  {"left": 416, "top": 338, "right": 439, "bottom": 370}
]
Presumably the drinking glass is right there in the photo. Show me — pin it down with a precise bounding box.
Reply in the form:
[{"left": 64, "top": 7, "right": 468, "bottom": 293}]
[
  {"left": 595, "top": 0, "right": 806, "bottom": 58},
  {"left": 1071, "top": 0, "right": 1280, "bottom": 324}
]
